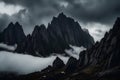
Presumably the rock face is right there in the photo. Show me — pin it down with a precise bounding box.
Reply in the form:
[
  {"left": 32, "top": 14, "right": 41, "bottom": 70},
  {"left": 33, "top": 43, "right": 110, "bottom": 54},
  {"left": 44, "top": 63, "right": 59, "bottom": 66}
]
[
  {"left": 53, "top": 57, "right": 65, "bottom": 69},
  {"left": 0, "top": 22, "right": 26, "bottom": 45},
  {"left": 15, "top": 13, "right": 94, "bottom": 56},
  {"left": 79, "top": 17, "right": 120, "bottom": 69},
  {"left": 7, "top": 17, "right": 120, "bottom": 80},
  {"left": 48, "top": 13, "right": 94, "bottom": 48},
  {"left": 0, "top": 13, "right": 94, "bottom": 56},
  {"left": 65, "top": 57, "right": 78, "bottom": 73}
]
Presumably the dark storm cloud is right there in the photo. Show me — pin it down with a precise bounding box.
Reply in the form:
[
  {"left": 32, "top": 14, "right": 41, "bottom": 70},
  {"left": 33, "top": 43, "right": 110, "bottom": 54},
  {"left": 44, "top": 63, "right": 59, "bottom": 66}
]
[
  {"left": 0, "top": 0, "right": 65, "bottom": 33},
  {"left": 0, "top": 0, "right": 120, "bottom": 37},
  {"left": 63, "top": 0, "right": 120, "bottom": 25},
  {"left": 1, "top": 0, "right": 64, "bottom": 19},
  {"left": 1, "top": 0, "right": 120, "bottom": 25}
]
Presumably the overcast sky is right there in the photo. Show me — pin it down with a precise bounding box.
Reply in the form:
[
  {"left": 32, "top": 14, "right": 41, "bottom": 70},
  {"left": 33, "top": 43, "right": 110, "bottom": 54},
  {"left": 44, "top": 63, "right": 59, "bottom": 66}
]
[{"left": 0, "top": 0, "right": 120, "bottom": 41}]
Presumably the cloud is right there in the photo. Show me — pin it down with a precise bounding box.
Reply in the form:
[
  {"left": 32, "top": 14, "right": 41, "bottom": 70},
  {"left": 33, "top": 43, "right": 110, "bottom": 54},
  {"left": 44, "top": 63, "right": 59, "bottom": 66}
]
[
  {"left": 0, "top": 0, "right": 65, "bottom": 34},
  {"left": 0, "top": 51, "right": 69, "bottom": 74},
  {"left": 65, "top": 45, "right": 86, "bottom": 59},
  {"left": 80, "top": 22, "right": 111, "bottom": 41},
  {"left": 0, "top": 2, "right": 24, "bottom": 16},
  {"left": 0, "top": 0, "right": 120, "bottom": 40},
  {"left": 1, "top": 0, "right": 119, "bottom": 25},
  {"left": 64, "top": 0, "right": 120, "bottom": 24},
  {"left": 0, "top": 44, "right": 86, "bottom": 74},
  {"left": 0, "top": 43, "right": 17, "bottom": 51}
]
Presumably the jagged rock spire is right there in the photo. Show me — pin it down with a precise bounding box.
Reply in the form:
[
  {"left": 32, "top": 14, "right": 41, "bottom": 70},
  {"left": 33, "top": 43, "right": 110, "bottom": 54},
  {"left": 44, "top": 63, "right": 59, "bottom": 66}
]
[
  {"left": 58, "top": 12, "right": 66, "bottom": 18},
  {"left": 0, "top": 22, "right": 26, "bottom": 45}
]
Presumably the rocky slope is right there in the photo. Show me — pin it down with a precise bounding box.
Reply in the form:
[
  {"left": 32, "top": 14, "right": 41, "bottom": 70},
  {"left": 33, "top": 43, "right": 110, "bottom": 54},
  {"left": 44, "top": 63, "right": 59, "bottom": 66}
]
[
  {"left": 0, "top": 13, "right": 94, "bottom": 57},
  {"left": 7, "top": 17, "right": 120, "bottom": 80}
]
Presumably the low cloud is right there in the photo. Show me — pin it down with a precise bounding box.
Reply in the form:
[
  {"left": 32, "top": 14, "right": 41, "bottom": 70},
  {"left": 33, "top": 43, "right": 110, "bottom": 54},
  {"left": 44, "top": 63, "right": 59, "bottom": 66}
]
[
  {"left": 0, "top": 44, "right": 85, "bottom": 74},
  {"left": 65, "top": 45, "right": 86, "bottom": 59},
  {"left": 0, "top": 51, "right": 69, "bottom": 74},
  {"left": 0, "top": 43, "right": 17, "bottom": 51},
  {"left": 80, "top": 22, "right": 111, "bottom": 41}
]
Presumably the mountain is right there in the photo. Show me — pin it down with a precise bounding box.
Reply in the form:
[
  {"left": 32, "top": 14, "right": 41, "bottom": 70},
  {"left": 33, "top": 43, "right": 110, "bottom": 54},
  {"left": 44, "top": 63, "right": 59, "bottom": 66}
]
[
  {"left": 48, "top": 13, "right": 94, "bottom": 48},
  {"left": 8, "top": 17, "right": 120, "bottom": 80},
  {"left": 15, "top": 13, "right": 94, "bottom": 56},
  {"left": 0, "top": 22, "right": 26, "bottom": 45}
]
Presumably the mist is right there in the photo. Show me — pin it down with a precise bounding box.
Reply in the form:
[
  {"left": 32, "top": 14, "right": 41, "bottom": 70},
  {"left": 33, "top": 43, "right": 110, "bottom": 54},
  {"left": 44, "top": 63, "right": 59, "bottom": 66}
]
[
  {"left": 0, "top": 51, "right": 69, "bottom": 74},
  {"left": 0, "top": 43, "right": 85, "bottom": 75}
]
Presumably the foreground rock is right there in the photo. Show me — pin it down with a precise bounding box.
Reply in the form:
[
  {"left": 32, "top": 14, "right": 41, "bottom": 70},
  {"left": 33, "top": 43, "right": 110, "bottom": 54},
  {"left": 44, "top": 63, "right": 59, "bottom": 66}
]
[{"left": 53, "top": 57, "right": 65, "bottom": 69}]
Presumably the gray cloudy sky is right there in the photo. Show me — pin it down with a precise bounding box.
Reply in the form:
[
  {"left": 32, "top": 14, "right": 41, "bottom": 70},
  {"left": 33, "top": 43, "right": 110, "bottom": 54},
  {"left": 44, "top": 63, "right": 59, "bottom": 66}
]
[{"left": 0, "top": 0, "right": 120, "bottom": 41}]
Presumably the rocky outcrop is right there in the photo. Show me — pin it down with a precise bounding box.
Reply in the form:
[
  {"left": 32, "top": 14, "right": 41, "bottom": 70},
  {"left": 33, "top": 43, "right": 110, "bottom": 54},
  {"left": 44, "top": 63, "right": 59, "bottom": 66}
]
[
  {"left": 53, "top": 57, "right": 65, "bottom": 69},
  {"left": 65, "top": 57, "right": 78, "bottom": 73},
  {"left": 15, "top": 13, "right": 94, "bottom": 56}
]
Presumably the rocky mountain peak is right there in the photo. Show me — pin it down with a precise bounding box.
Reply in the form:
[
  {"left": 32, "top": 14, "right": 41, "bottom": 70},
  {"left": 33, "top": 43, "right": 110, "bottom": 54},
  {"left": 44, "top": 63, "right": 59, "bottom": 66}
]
[
  {"left": 48, "top": 13, "right": 94, "bottom": 48},
  {"left": 0, "top": 22, "right": 26, "bottom": 45},
  {"left": 114, "top": 17, "right": 120, "bottom": 27},
  {"left": 14, "top": 22, "right": 23, "bottom": 30},
  {"left": 7, "top": 22, "right": 14, "bottom": 28},
  {"left": 32, "top": 25, "right": 39, "bottom": 36},
  {"left": 40, "top": 24, "right": 46, "bottom": 30},
  {"left": 0, "top": 13, "right": 94, "bottom": 57},
  {"left": 112, "top": 17, "right": 120, "bottom": 34},
  {"left": 58, "top": 12, "right": 67, "bottom": 18},
  {"left": 15, "top": 22, "right": 20, "bottom": 26},
  {"left": 32, "top": 24, "right": 46, "bottom": 36}
]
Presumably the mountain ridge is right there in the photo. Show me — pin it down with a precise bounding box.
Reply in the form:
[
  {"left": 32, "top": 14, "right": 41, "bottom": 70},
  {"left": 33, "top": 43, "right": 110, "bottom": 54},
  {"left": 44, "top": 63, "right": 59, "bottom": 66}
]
[{"left": 0, "top": 13, "right": 94, "bottom": 57}]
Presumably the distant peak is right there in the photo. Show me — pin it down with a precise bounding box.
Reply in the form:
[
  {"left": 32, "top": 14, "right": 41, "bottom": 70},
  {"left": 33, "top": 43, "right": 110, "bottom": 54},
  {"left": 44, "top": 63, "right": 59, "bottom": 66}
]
[
  {"left": 113, "top": 17, "right": 120, "bottom": 31},
  {"left": 34, "top": 25, "right": 40, "bottom": 29},
  {"left": 117, "top": 17, "right": 120, "bottom": 20},
  {"left": 27, "top": 34, "right": 32, "bottom": 40},
  {"left": 40, "top": 24, "right": 46, "bottom": 29},
  {"left": 9, "top": 22, "right": 14, "bottom": 25},
  {"left": 59, "top": 12, "right": 64, "bottom": 15},
  {"left": 7, "top": 22, "right": 14, "bottom": 29},
  {"left": 15, "top": 22, "right": 20, "bottom": 26},
  {"left": 27, "top": 34, "right": 31, "bottom": 38},
  {"left": 58, "top": 12, "right": 66, "bottom": 18},
  {"left": 14, "top": 22, "right": 23, "bottom": 30},
  {"left": 34, "top": 24, "right": 46, "bottom": 31},
  {"left": 33, "top": 25, "right": 40, "bottom": 32},
  {"left": 8, "top": 22, "right": 14, "bottom": 27},
  {"left": 115, "top": 17, "right": 120, "bottom": 24}
]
